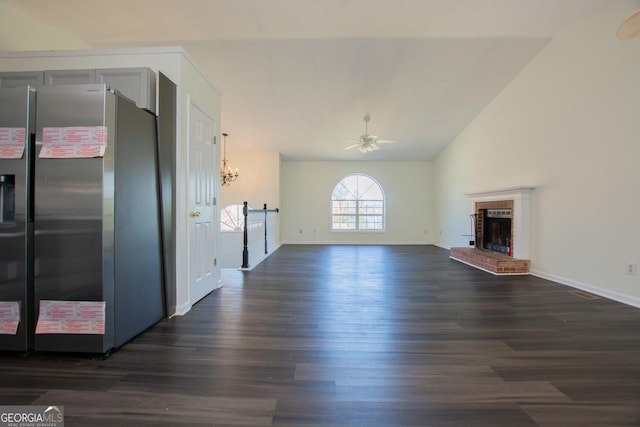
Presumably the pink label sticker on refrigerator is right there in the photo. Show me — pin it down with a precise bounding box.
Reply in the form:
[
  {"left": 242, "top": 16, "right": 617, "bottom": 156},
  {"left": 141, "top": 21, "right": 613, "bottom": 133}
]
[
  {"left": 35, "top": 300, "right": 106, "bottom": 335},
  {"left": 0, "top": 127, "right": 26, "bottom": 159},
  {"left": 39, "top": 126, "right": 107, "bottom": 158},
  {"left": 0, "top": 301, "right": 20, "bottom": 335}
]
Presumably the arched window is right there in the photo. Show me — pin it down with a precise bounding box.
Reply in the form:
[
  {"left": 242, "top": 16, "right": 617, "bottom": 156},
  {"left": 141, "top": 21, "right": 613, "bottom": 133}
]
[
  {"left": 220, "top": 204, "right": 246, "bottom": 232},
  {"left": 331, "top": 174, "right": 385, "bottom": 231}
]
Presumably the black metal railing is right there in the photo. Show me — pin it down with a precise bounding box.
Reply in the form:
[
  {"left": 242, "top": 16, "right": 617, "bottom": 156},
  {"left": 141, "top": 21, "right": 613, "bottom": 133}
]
[{"left": 241, "top": 201, "right": 279, "bottom": 269}]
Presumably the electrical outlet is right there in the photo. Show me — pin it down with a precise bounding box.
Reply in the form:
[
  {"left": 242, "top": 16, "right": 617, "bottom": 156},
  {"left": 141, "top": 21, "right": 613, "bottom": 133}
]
[{"left": 626, "top": 263, "right": 637, "bottom": 275}]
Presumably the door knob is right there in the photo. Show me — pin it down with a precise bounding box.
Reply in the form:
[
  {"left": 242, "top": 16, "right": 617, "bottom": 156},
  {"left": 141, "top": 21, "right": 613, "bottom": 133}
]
[{"left": 190, "top": 210, "right": 201, "bottom": 217}]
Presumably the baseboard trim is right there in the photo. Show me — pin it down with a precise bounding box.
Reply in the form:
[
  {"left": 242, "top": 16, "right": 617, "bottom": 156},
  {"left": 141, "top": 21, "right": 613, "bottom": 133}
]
[
  {"left": 531, "top": 269, "right": 640, "bottom": 309},
  {"left": 174, "top": 302, "right": 192, "bottom": 316}
]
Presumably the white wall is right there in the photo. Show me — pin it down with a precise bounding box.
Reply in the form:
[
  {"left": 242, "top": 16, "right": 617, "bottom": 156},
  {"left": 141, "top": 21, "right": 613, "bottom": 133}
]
[
  {"left": 281, "top": 161, "right": 435, "bottom": 244},
  {"left": 0, "top": 3, "right": 88, "bottom": 51},
  {"left": 435, "top": 4, "right": 640, "bottom": 307},
  {"left": 220, "top": 151, "right": 280, "bottom": 209}
]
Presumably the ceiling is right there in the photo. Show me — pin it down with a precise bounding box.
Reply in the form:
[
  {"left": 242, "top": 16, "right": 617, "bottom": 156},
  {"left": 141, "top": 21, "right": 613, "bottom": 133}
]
[{"left": 9, "top": 0, "right": 630, "bottom": 161}]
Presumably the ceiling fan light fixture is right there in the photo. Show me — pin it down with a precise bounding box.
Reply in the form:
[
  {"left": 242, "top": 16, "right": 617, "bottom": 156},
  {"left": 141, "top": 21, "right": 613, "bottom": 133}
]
[{"left": 359, "top": 143, "right": 375, "bottom": 153}]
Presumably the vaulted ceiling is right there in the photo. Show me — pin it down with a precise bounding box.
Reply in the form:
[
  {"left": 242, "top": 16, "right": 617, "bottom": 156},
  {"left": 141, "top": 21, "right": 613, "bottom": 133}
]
[{"left": 8, "top": 0, "right": 629, "bottom": 160}]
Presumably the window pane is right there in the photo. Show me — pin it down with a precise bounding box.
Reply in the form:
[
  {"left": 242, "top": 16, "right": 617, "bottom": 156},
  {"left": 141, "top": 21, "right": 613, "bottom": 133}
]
[
  {"left": 359, "top": 200, "right": 383, "bottom": 214},
  {"left": 332, "top": 200, "right": 356, "bottom": 214},
  {"left": 332, "top": 215, "right": 356, "bottom": 229},
  {"left": 359, "top": 215, "right": 383, "bottom": 229},
  {"left": 359, "top": 181, "right": 383, "bottom": 199},
  {"left": 332, "top": 181, "right": 356, "bottom": 200}
]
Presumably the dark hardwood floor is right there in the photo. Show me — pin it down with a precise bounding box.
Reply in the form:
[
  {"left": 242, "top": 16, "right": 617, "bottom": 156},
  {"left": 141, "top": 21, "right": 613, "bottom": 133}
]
[{"left": 2, "top": 245, "right": 640, "bottom": 426}]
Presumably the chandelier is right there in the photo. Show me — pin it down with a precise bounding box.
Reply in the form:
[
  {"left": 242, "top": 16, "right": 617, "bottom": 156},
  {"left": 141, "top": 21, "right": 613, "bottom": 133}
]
[{"left": 220, "top": 132, "right": 238, "bottom": 186}]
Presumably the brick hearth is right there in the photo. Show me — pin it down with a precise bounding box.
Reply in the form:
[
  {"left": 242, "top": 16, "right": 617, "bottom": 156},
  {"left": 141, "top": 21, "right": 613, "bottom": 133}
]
[{"left": 450, "top": 247, "right": 530, "bottom": 275}]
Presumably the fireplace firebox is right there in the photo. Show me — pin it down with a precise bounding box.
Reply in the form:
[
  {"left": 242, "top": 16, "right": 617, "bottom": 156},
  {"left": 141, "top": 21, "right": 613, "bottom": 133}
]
[{"left": 483, "top": 209, "right": 512, "bottom": 254}]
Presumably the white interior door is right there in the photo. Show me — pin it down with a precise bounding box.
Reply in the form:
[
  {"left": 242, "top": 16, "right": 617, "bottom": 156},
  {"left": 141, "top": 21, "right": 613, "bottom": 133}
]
[{"left": 188, "top": 101, "right": 216, "bottom": 304}]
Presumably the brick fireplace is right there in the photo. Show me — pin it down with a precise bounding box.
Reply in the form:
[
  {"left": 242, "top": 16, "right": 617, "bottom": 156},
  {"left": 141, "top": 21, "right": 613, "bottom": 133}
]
[{"left": 450, "top": 187, "right": 534, "bottom": 275}]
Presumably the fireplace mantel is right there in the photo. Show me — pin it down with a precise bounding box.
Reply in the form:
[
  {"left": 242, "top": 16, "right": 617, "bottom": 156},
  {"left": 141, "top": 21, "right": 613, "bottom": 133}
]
[
  {"left": 465, "top": 186, "right": 535, "bottom": 201},
  {"left": 466, "top": 186, "right": 534, "bottom": 260}
]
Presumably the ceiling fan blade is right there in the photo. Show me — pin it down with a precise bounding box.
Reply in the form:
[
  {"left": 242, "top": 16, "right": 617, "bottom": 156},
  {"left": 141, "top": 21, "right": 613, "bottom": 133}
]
[
  {"left": 376, "top": 139, "right": 398, "bottom": 144},
  {"left": 344, "top": 143, "right": 360, "bottom": 150}
]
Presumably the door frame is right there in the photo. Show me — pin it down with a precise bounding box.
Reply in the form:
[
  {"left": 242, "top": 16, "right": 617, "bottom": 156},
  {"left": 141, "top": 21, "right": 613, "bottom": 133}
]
[{"left": 186, "top": 96, "right": 220, "bottom": 306}]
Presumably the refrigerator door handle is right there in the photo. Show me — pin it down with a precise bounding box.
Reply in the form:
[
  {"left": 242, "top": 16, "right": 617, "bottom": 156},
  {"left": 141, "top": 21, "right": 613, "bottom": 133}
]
[{"left": 28, "top": 132, "right": 36, "bottom": 222}]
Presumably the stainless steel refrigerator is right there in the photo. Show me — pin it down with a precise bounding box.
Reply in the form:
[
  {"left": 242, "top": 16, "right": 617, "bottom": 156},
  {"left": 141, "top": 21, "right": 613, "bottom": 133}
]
[
  {"left": 0, "top": 86, "right": 36, "bottom": 351},
  {"left": 33, "top": 84, "right": 165, "bottom": 353}
]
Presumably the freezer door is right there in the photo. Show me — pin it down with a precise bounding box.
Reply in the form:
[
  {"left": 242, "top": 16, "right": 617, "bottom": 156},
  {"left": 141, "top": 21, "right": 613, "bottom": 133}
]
[
  {"left": 0, "top": 86, "right": 35, "bottom": 351},
  {"left": 34, "top": 84, "right": 115, "bottom": 353}
]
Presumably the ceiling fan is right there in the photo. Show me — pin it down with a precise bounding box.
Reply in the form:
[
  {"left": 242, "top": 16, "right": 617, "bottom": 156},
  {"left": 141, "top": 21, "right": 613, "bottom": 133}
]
[{"left": 344, "top": 114, "right": 398, "bottom": 153}]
